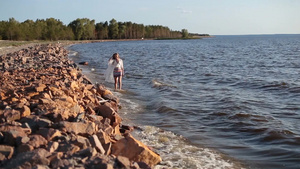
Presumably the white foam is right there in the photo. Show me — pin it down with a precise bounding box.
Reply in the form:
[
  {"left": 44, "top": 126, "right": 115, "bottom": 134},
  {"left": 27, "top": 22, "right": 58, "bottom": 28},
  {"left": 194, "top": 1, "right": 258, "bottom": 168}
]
[
  {"left": 152, "top": 79, "right": 177, "bottom": 88},
  {"left": 132, "top": 126, "right": 244, "bottom": 169},
  {"left": 68, "top": 50, "right": 78, "bottom": 56}
]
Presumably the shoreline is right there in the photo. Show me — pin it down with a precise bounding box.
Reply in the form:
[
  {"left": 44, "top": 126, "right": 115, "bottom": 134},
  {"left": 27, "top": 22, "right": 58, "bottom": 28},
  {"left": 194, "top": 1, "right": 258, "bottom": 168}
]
[
  {"left": 0, "top": 39, "right": 150, "bottom": 56},
  {"left": 0, "top": 43, "right": 162, "bottom": 168}
]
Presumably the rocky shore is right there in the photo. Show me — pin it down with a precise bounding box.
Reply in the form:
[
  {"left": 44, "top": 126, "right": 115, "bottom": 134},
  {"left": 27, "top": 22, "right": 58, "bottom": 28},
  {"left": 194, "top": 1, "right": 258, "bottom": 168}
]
[{"left": 0, "top": 44, "right": 162, "bottom": 168}]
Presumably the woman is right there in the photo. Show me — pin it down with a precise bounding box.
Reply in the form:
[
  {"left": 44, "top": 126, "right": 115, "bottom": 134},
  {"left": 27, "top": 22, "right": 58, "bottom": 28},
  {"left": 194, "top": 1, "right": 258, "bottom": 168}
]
[{"left": 105, "top": 53, "right": 124, "bottom": 90}]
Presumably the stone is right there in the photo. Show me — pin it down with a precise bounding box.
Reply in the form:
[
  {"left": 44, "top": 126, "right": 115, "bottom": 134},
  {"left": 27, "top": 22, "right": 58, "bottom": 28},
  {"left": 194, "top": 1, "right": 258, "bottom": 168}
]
[
  {"left": 89, "top": 134, "right": 105, "bottom": 154},
  {"left": 36, "top": 118, "right": 53, "bottom": 128},
  {"left": 78, "top": 61, "right": 88, "bottom": 65},
  {"left": 0, "top": 153, "right": 6, "bottom": 161},
  {"left": 2, "top": 148, "right": 51, "bottom": 168},
  {"left": 75, "top": 147, "right": 97, "bottom": 158},
  {"left": 96, "top": 129, "right": 112, "bottom": 145},
  {"left": 116, "top": 156, "right": 131, "bottom": 169},
  {"left": 0, "top": 145, "right": 14, "bottom": 159},
  {"left": 17, "top": 144, "right": 34, "bottom": 153},
  {"left": 35, "top": 83, "right": 47, "bottom": 92},
  {"left": 96, "top": 103, "right": 122, "bottom": 127},
  {"left": 59, "top": 121, "right": 96, "bottom": 136},
  {"left": 120, "top": 125, "right": 134, "bottom": 134},
  {"left": 0, "top": 44, "right": 162, "bottom": 168},
  {"left": 136, "top": 161, "right": 151, "bottom": 169},
  {"left": 70, "top": 81, "right": 79, "bottom": 90},
  {"left": 50, "top": 158, "right": 67, "bottom": 169},
  {"left": 1, "top": 126, "right": 27, "bottom": 146},
  {"left": 21, "top": 105, "right": 31, "bottom": 117},
  {"left": 48, "top": 141, "right": 59, "bottom": 153},
  {"left": 73, "top": 135, "right": 91, "bottom": 149},
  {"left": 57, "top": 143, "right": 80, "bottom": 156},
  {"left": 112, "top": 134, "right": 162, "bottom": 167},
  {"left": 37, "top": 128, "right": 61, "bottom": 141},
  {"left": 27, "top": 134, "right": 48, "bottom": 148},
  {"left": 68, "top": 69, "right": 78, "bottom": 79},
  {"left": 19, "top": 136, "right": 30, "bottom": 144},
  {"left": 20, "top": 116, "right": 39, "bottom": 132},
  {"left": 33, "top": 164, "right": 50, "bottom": 169},
  {"left": 3, "top": 109, "right": 21, "bottom": 121}
]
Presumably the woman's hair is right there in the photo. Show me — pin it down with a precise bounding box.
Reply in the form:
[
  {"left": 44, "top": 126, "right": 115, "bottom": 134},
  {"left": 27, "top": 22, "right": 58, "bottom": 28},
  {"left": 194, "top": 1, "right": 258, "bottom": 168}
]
[{"left": 112, "top": 53, "right": 119, "bottom": 60}]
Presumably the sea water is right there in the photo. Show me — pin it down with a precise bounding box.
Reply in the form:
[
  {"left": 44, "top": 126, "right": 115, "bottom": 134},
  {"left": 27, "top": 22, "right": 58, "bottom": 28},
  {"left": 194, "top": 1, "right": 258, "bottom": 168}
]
[{"left": 68, "top": 35, "right": 300, "bottom": 169}]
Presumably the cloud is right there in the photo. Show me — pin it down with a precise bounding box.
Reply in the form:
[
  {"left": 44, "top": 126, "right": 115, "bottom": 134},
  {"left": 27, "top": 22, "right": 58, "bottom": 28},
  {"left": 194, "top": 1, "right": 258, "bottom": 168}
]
[{"left": 176, "top": 7, "right": 192, "bottom": 14}]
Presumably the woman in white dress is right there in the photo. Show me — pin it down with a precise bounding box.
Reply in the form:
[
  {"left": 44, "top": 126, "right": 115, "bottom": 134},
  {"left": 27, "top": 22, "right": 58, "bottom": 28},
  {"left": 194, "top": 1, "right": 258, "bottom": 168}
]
[{"left": 105, "top": 53, "right": 124, "bottom": 90}]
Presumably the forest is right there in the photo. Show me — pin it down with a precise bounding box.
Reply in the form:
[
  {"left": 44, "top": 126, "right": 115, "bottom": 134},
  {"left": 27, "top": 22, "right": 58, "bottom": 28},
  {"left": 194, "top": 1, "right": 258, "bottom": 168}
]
[{"left": 0, "top": 17, "right": 196, "bottom": 41}]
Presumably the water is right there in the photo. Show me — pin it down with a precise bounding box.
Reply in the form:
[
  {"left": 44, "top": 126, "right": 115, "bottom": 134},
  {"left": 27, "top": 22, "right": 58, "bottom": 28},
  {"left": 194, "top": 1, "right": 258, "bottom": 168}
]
[{"left": 68, "top": 35, "right": 300, "bottom": 169}]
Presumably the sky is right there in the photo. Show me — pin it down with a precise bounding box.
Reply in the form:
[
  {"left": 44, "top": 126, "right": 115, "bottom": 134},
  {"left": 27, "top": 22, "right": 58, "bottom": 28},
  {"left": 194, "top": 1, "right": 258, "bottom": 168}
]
[{"left": 0, "top": 0, "right": 299, "bottom": 35}]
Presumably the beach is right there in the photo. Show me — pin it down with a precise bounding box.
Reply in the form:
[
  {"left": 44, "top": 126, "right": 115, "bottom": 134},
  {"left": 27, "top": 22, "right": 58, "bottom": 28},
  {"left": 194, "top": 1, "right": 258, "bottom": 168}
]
[{"left": 0, "top": 42, "right": 162, "bottom": 168}]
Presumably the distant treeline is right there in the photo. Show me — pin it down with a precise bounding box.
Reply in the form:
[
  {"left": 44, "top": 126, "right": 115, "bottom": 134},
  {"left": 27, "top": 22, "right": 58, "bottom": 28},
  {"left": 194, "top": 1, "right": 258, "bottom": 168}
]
[{"left": 0, "top": 18, "right": 197, "bottom": 41}]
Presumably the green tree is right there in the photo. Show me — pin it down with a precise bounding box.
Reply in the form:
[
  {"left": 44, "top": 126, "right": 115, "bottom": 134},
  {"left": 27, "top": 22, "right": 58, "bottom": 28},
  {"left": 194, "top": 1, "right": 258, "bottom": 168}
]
[
  {"left": 68, "top": 19, "right": 84, "bottom": 40},
  {"left": 6, "top": 18, "right": 23, "bottom": 40},
  {"left": 44, "top": 18, "right": 65, "bottom": 41},
  {"left": 181, "top": 29, "right": 189, "bottom": 38},
  {"left": 108, "top": 19, "right": 119, "bottom": 39},
  {"left": 68, "top": 18, "right": 95, "bottom": 40},
  {"left": 82, "top": 19, "right": 95, "bottom": 40},
  {"left": 0, "top": 21, "right": 8, "bottom": 40},
  {"left": 34, "top": 19, "right": 47, "bottom": 40},
  {"left": 118, "top": 22, "right": 126, "bottom": 39},
  {"left": 21, "top": 19, "right": 35, "bottom": 40},
  {"left": 125, "top": 22, "right": 133, "bottom": 39},
  {"left": 95, "top": 22, "right": 109, "bottom": 39},
  {"left": 0, "top": 17, "right": 193, "bottom": 41}
]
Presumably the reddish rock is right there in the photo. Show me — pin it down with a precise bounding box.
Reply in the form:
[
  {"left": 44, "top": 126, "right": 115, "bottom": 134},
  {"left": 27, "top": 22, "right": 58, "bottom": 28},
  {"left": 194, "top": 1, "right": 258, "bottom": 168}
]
[
  {"left": 96, "top": 102, "right": 122, "bottom": 127},
  {"left": 0, "top": 153, "right": 6, "bottom": 161},
  {"left": 73, "top": 135, "right": 91, "bottom": 149},
  {"left": 75, "top": 147, "right": 97, "bottom": 158},
  {"left": 59, "top": 121, "right": 96, "bottom": 136},
  {"left": 47, "top": 141, "right": 59, "bottom": 153},
  {"left": 2, "top": 148, "right": 51, "bottom": 168},
  {"left": 3, "top": 109, "right": 21, "bottom": 121},
  {"left": 0, "top": 44, "right": 162, "bottom": 168},
  {"left": 21, "top": 105, "right": 31, "bottom": 117},
  {"left": 116, "top": 156, "right": 131, "bottom": 169},
  {"left": 36, "top": 118, "right": 53, "bottom": 128},
  {"left": 37, "top": 128, "right": 61, "bottom": 141},
  {"left": 89, "top": 134, "right": 105, "bottom": 154},
  {"left": 79, "top": 61, "right": 89, "bottom": 65},
  {"left": 1, "top": 126, "right": 27, "bottom": 146},
  {"left": 35, "top": 83, "right": 47, "bottom": 92},
  {"left": 70, "top": 81, "right": 79, "bottom": 91},
  {"left": 0, "top": 145, "right": 14, "bottom": 159},
  {"left": 96, "top": 84, "right": 119, "bottom": 103},
  {"left": 57, "top": 143, "right": 80, "bottom": 156},
  {"left": 112, "top": 134, "right": 162, "bottom": 167},
  {"left": 27, "top": 134, "right": 48, "bottom": 148},
  {"left": 96, "top": 129, "right": 112, "bottom": 145},
  {"left": 17, "top": 144, "right": 34, "bottom": 153}
]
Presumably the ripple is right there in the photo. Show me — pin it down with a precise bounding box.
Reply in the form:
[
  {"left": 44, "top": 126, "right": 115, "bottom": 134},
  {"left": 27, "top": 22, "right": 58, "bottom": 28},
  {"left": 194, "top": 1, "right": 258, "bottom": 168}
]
[
  {"left": 261, "top": 130, "right": 295, "bottom": 143},
  {"left": 157, "top": 105, "right": 178, "bottom": 114}
]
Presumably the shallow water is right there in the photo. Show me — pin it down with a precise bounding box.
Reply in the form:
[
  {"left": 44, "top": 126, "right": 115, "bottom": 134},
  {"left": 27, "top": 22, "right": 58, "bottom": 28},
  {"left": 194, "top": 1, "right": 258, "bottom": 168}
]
[{"left": 68, "top": 35, "right": 300, "bottom": 169}]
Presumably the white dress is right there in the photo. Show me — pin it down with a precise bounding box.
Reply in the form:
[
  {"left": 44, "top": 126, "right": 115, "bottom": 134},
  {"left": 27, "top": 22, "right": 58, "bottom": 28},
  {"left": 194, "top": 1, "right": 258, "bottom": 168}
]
[{"left": 105, "top": 59, "right": 123, "bottom": 83}]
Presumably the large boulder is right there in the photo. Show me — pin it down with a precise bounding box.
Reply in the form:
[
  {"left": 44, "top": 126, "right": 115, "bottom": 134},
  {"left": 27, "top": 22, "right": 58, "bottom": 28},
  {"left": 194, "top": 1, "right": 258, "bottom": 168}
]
[{"left": 112, "top": 134, "right": 162, "bottom": 167}]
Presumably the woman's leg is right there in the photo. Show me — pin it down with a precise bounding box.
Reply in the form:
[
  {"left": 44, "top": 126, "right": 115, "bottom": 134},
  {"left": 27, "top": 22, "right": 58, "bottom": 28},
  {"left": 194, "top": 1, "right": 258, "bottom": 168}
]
[
  {"left": 118, "top": 76, "right": 122, "bottom": 90},
  {"left": 114, "top": 76, "right": 118, "bottom": 90}
]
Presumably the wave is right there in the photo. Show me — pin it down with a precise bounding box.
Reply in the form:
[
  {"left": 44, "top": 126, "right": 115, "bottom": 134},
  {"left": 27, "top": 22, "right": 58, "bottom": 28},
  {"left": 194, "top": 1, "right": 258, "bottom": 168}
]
[
  {"left": 152, "top": 79, "right": 177, "bottom": 88},
  {"left": 132, "top": 125, "right": 245, "bottom": 169},
  {"left": 68, "top": 50, "right": 78, "bottom": 56}
]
